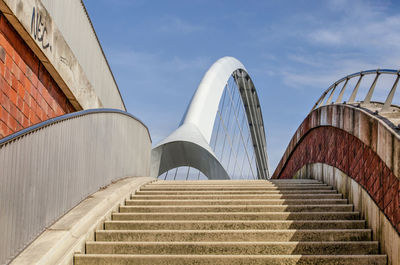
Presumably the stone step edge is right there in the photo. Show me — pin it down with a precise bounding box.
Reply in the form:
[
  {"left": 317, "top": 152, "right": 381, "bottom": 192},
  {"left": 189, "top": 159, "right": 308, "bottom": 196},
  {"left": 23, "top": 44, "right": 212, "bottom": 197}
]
[
  {"left": 112, "top": 211, "right": 360, "bottom": 215},
  {"left": 143, "top": 185, "right": 329, "bottom": 188},
  {"left": 104, "top": 220, "right": 366, "bottom": 224},
  {"left": 85, "top": 240, "right": 379, "bottom": 245},
  {"left": 139, "top": 186, "right": 332, "bottom": 190},
  {"left": 125, "top": 199, "right": 348, "bottom": 202},
  {"left": 130, "top": 194, "right": 344, "bottom": 198},
  {"left": 74, "top": 254, "right": 387, "bottom": 258},
  {"left": 73, "top": 253, "right": 388, "bottom": 265},
  {"left": 135, "top": 190, "right": 338, "bottom": 193},
  {"left": 120, "top": 204, "right": 353, "bottom": 208},
  {"left": 96, "top": 229, "right": 372, "bottom": 233}
]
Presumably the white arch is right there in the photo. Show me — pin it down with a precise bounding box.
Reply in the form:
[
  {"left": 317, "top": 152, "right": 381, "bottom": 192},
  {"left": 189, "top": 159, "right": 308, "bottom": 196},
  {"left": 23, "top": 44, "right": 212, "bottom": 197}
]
[
  {"left": 182, "top": 56, "right": 246, "bottom": 142},
  {"left": 151, "top": 56, "right": 269, "bottom": 179}
]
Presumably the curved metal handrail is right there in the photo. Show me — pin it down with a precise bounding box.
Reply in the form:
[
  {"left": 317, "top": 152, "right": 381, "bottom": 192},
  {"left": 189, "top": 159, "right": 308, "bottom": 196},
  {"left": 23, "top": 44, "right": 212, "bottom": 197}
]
[
  {"left": 0, "top": 108, "right": 152, "bottom": 264},
  {"left": 0, "top": 108, "right": 151, "bottom": 146},
  {"left": 312, "top": 69, "right": 400, "bottom": 113}
]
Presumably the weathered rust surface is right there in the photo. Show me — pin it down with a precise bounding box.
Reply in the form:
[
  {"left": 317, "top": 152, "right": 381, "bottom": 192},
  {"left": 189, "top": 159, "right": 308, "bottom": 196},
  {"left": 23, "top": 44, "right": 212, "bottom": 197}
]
[{"left": 272, "top": 104, "right": 400, "bottom": 234}]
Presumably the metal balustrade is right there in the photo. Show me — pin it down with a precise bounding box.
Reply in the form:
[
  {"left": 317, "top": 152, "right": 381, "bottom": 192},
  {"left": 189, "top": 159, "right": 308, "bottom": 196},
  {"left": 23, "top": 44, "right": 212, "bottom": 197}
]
[
  {"left": 312, "top": 69, "right": 400, "bottom": 113},
  {"left": 0, "top": 109, "right": 151, "bottom": 265}
]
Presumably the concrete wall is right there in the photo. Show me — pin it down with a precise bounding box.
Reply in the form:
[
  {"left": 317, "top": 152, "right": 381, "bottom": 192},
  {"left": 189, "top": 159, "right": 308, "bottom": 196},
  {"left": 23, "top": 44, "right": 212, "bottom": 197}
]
[
  {"left": 295, "top": 163, "right": 399, "bottom": 265},
  {"left": 0, "top": 0, "right": 125, "bottom": 111},
  {"left": 272, "top": 104, "right": 400, "bottom": 264},
  {"left": 273, "top": 104, "right": 400, "bottom": 233},
  {"left": 40, "top": 0, "right": 125, "bottom": 110},
  {"left": 0, "top": 11, "right": 75, "bottom": 138}
]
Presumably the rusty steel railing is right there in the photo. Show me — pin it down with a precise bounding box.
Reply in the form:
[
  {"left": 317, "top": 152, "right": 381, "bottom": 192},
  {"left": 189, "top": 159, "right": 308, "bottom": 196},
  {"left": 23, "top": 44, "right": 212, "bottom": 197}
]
[{"left": 312, "top": 69, "right": 400, "bottom": 113}]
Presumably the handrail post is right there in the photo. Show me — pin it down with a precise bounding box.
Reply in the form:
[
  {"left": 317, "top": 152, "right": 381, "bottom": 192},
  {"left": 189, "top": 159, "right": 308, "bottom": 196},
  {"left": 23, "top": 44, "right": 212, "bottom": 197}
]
[
  {"left": 335, "top": 78, "right": 349, "bottom": 103},
  {"left": 381, "top": 73, "right": 400, "bottom": 113},
  {"left": 348, "top": 74, "right": 363, "bottom": 103},
  {"left": 325, "top": 84, "right": 337, "bottom": 105},
  {"left": 363, "top": 72, "right": 380, "bottom": 105},
  {"left": 316, "top": 92, "right": 328, "bottom": 108}
]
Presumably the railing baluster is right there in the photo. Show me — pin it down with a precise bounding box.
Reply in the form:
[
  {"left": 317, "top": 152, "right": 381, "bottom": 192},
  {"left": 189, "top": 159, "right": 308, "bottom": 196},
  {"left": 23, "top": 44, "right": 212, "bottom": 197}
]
[
  {"left": 312, "top": 69, "right": 400, "bottom": 113},
  {"left": 335, "top": 78, "right": 349, "bottom": 103},
  {"left": 381, "top": 74, "right": 400, "bottom": 113},
  {"left": 317, "top": 92, "right": 328, "bottom": 108},
  {"left": 325, "top": 84, "right": 337, "bottom": 105},
  {"left": 348, "top": 74, "right": 363, "bottom": 103},
  {"left": 311, "top": 92, "right": 327, "bottom": 111},
  {"left": 363, "top": 73, "right": 380, "bottom": 105}
]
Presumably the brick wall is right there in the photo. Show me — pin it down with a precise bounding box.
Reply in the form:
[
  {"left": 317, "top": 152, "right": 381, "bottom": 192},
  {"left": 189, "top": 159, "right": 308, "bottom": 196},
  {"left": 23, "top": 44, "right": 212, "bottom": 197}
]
[
  {"left": 275, "top": 125, "right": 400, "bottom": 234},
  {"left": 0, "top": 12, "right": 75, "bottom": 138}
]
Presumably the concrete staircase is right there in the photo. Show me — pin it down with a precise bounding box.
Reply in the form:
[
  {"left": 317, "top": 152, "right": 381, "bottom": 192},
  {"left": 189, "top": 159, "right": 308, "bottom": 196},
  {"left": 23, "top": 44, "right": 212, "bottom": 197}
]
[{"left": 74, "top": 179, "right": 387, "bottom": 264}]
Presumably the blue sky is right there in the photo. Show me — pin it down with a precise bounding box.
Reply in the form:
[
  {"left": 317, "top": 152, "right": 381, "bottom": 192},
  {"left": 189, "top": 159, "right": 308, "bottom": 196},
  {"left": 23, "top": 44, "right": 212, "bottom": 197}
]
[{"left": 84, "top": 0, "right": 400, "bottom": 172}]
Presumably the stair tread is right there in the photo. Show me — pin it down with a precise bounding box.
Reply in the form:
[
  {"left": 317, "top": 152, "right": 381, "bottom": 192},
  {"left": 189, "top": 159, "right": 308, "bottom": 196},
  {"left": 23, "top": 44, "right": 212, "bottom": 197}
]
[
  {"left": 135, "top": 190, "right": 338, "bottom": 193},
  {"left": 105, "top": 220, "right": 365, "bottom": 223},
  {"left": 76, "top": 254, "right": 387, "bottom": 257},
  {"left": 86, "top": 240, "right": 379, "bottom": 244},
  {"left": 97, "top": 229, "right": 372, "bottom": 232},
  {"left": 76, "top": 179, "right": 386, "bottom": 265},
  {"left": 74, "top": 253, "right": 388, "bottom": 265}
]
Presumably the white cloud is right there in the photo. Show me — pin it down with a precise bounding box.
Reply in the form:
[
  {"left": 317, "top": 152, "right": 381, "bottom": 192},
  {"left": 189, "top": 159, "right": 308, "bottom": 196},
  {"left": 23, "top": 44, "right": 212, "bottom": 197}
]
[
  {"left": 307, "top": 1, "right": 400, "bottom": 53},
  {"left": 309, "top": 29, "right": 343, "bottom": 45},
  {"left": 159, "top": 17, "right": 205, "bottom": 34},
  {"left": 274, "top": 0, "right": 400, "bottom": 95}
]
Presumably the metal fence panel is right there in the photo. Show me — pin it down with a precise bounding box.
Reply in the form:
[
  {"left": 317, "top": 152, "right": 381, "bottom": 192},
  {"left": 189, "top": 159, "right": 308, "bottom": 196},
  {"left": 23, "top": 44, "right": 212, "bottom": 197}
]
[{"left": 0, "top": 109, "right": 151, "bottom": 264}]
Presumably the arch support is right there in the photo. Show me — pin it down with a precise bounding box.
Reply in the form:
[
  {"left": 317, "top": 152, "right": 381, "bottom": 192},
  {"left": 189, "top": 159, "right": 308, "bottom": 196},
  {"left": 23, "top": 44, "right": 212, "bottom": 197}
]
[
  {"left": 151, "top": 56, "right": 269, "bottom": 179},
  {"left": 151, "top": 123, "right": 229, "bottom": 179}
]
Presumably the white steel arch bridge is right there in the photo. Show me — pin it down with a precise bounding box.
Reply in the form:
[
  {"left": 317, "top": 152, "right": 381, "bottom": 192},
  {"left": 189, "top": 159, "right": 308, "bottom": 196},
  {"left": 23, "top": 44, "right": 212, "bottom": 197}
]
[{"left": 151, "top": 56, "right": 269, "bottom": 180}]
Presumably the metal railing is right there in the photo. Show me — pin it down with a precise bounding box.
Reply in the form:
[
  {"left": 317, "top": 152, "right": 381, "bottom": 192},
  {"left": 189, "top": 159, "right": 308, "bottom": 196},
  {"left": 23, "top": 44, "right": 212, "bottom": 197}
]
[
  {"left": 312, "top": 69, "right": 400, "bottom": 113},
  {"left": 0, "top": 109, "right": 151, "bottom": 264}
]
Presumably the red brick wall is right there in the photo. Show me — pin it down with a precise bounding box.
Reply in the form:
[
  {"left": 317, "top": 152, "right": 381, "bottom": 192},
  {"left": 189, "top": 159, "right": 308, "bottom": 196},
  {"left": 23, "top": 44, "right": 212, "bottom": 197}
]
[
  {"left": 275, "top": 125, "right": 400, "bottom": 233},
  {"left": 0, "top": 12, "right": 75, "bottom": 138}
]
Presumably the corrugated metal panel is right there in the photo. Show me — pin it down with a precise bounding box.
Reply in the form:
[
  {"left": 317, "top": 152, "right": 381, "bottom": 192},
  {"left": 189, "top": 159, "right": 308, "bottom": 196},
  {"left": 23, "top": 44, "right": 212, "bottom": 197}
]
[
  {"left": 40, "top": 0, "right": 126, "bottom": 110},
  {"left": 0, "top": 109, "right": 151, "bottom": 264}
]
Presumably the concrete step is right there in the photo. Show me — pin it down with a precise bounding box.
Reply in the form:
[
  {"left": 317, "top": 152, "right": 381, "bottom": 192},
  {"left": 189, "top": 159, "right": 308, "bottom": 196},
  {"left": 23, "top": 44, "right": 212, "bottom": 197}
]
[
  {"left": 112, "top": 211, "right": 360, "bottom": 221},
  {"left": 74, "top": 254, "right": 387, "bottom": 265},
  {"left": 125, "top": 198, "right": 348, "bottom": 206},
  {"left": 85, "top": 241, "right": 379, "bottom": 255},
  {"left": 75, "top": 179, "right": 386, "bottom": 265},
  {"left": 135, "top": 190, "right": 338, "bottom": 195},
  {"left": 153, "top": 180, "right": 322, "bottom": 184},
  {"left": 119, "top": 204, "right": 354, "bottom": 213},
  {"left": 140, "top": 185, "right": 332, "bottom": 191},
  {"left": 104, "top": 220, "right": 366, "bottom": 230},
  {"left": 145, "top": 183, "right": 328, "bottom": 188},
  {"left": 268, "top": 179, "right": 322, "bottom": 182},
  {"left": 130, "top": 193, "right": 343, "bottom": 200},
  {"left": 95, "top": 229, "right": 372, "bottom": 242}
]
